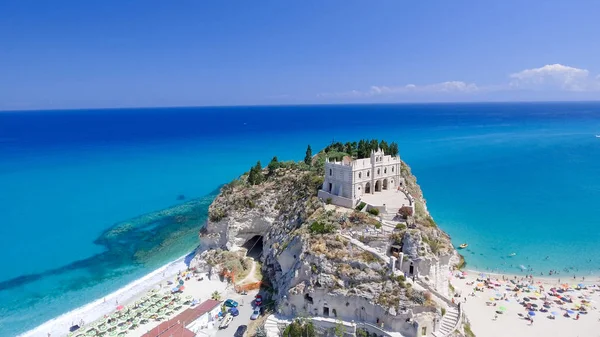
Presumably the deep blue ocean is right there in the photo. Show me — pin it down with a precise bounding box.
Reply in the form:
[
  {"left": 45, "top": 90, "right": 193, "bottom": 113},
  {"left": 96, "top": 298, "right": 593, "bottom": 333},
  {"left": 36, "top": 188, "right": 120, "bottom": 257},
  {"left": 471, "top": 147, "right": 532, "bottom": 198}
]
[{"left": 1, "top": 103, "right": 600, "bottom": 335}]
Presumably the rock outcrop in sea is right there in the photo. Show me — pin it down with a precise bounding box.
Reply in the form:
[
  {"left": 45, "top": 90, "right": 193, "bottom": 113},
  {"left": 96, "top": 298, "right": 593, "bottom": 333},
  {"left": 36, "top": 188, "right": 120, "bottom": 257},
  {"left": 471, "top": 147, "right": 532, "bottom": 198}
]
[{"left": 191, "top": 148, "right": 466, "bottom": 337}]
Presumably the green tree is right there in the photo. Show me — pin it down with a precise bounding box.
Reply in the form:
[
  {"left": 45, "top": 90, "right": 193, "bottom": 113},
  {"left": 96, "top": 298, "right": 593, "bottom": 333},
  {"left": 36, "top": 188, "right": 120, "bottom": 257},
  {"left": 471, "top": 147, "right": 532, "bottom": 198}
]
[
  {"left": 334, "top": 319, "right": 346, "bottom": 337},
  {"left": 248, "top": 161, "right": 264, "bottom": 185},
  {"left": 344, "top": 142, "right": 353, "bottom": 155},
  {"left": 211, "top": 291, "right": 221, "bottom": 301},
  {"left": 304, "top": 145, "right": 313, "bottom": 165},
  {"left": 282, "top": 319, "right": 315, "bottom": 337},
  {"left": 357, "top": 140, "right": 367, "bottom": 158},
  {"left": 389, "top": 142, "right": 399, "bottom": 156},
  {"left": 248, "top": 167, "right": 257, "bottom": 185},
  {"left": 379, "top": 140, "right": 389, "bottom": 154},
  {"left": 369, "top": 139, "right": 379, "bottom": 152},
  {"left": 268, "top": 156, "right": 279, "bottom": 176}
]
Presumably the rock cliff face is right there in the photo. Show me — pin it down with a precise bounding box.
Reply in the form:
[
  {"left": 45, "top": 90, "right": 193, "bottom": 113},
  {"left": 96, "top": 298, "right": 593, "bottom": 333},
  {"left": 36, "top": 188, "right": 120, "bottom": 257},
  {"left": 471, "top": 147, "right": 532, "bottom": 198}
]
[{"left": 191, "top": 158, "right": 459, "bottom": 337}]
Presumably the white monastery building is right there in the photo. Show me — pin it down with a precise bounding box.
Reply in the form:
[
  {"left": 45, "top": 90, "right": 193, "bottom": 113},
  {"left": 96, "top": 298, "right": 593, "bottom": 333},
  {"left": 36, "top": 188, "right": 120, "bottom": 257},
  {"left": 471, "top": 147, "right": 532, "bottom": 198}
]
[{"left": 318, "top": 149, "right": 403, "bottom": 208}]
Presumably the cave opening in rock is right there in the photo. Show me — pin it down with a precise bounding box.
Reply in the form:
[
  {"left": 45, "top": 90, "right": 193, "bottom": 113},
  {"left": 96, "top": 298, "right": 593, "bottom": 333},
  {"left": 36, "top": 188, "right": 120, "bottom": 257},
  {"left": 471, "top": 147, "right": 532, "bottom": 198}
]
[{"left": 242, "top": 235, "right": 264, "bottom": 259}]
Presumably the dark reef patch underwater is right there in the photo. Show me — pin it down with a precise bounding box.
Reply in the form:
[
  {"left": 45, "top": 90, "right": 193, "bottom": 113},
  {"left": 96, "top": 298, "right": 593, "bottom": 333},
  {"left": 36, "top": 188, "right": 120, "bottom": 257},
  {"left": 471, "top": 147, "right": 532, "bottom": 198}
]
[{"left": 0, "top": 188, "right": 220, "bottom": 293}]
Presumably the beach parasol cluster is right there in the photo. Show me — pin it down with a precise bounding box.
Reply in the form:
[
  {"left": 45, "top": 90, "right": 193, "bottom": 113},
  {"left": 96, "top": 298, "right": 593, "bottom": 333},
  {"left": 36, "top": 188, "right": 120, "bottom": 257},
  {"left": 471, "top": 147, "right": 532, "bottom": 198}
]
[
  {"left": 475, "top": 274, "right": 598, "bottom": 323},
  {"left": 66, "top": 287, "right": 194, "bottom": 337}
]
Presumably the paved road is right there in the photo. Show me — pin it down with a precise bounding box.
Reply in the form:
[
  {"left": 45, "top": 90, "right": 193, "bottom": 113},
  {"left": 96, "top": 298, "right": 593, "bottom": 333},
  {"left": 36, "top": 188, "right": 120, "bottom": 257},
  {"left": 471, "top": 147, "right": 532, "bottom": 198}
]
[{"left": 215, "top": 289, "right": 259, "bottom": 337}]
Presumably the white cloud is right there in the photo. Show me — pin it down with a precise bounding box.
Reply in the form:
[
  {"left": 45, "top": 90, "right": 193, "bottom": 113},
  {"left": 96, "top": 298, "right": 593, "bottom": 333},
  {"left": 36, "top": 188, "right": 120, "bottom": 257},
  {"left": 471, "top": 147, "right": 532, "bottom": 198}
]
[
  {"left": 509, "top": 64, "right": 598, "bottom": 91},
  {"left": 369, "top": 81, "right": 478, "bottom": 95},
  {"left": 318, "top": 81, "right": 478, "bottom": 99},
  {"left": 317, "top": 64, "right": 600, "bottom": 100}
]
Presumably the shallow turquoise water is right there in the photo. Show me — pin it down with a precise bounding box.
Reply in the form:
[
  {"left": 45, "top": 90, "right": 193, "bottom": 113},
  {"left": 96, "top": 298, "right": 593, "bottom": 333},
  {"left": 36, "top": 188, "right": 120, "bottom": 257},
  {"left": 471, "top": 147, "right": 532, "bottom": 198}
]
[{"left": 0, "top": 103, "right": 599, "bottom": 335}]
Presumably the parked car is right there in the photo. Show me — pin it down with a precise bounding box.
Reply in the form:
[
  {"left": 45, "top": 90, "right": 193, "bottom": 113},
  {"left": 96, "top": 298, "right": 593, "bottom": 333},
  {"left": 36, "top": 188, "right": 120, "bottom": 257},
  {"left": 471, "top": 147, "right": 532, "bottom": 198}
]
[
  {"left": 254, "top": 294, "right": 262, "bottom": 306},
  {"left": 224, "top": 299, "right": 239, "bottom": 307},
  {"left": 219, "top": 313, "right": 233, "bottom": 329},
  {"left": 229, "top": 307, "right": 240, "bottom": 316},
  {"left": 250, "top": 308, "right": 260, "bottom": 320},
  {"left": 234, "top": 325, "right": 247, "bottom": 337}
]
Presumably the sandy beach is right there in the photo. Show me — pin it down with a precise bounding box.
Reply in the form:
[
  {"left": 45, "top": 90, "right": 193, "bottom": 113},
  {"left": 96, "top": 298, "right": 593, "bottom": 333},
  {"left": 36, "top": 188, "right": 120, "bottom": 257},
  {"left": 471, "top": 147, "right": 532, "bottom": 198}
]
[
  {"left": 451, "top": 269, "right": 600, "bottom": 337},
  {"left": 20, "top": 254, "right": 230, "bottom": 337}
]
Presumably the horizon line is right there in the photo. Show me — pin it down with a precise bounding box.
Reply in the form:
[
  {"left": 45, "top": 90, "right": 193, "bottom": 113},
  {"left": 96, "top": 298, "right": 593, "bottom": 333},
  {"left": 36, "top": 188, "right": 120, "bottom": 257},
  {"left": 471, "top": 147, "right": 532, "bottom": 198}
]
[{"left": 2, "top": 99, "right": 600, "bottom": 113}]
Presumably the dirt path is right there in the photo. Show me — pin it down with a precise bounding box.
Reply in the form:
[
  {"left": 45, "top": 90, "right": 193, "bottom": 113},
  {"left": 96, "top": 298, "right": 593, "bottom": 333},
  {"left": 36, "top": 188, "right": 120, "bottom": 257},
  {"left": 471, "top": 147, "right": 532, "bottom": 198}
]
[{"left": 237, "top": 259, "right": 259, "bottom": 285}]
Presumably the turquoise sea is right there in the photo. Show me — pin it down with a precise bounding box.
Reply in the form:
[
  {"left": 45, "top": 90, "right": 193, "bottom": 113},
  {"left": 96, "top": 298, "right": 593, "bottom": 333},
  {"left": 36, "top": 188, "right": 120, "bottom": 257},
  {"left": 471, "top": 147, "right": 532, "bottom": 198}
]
[{"left": 1, "top": 103, "right": 600, "bottom": 335}]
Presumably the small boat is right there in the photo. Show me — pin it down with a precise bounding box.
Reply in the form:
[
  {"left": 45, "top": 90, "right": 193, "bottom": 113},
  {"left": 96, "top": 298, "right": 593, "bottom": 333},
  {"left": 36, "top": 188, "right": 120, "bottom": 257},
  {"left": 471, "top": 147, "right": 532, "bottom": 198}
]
[
  {"left": 596, "top": 135, "right": 600, "bottom": 138},
  {"left": 459, "top": 243, "right": 468, "bottom": 249},
  {"left": 509, "top": 253, "right": 517, "bottom": 257}
]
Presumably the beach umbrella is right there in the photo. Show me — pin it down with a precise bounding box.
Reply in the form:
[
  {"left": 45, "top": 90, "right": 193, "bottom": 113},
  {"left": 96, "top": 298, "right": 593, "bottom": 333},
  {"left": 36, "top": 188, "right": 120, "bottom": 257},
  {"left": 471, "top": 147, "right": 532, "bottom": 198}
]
[
  {"left": 567, "top": 310, "right": 575, "bottom": 314},
  {"left": 116, "top": 305, "right": 124, "bottom": 311},
  {"left": 578, "top": 283, "right": 585, "bottom": 288},
  {"left": 498, "top": 306, "right": 507, "bottom": 311},
  {"left": 528, "top": 311, "right": 536, "bottom": 316},
  {"left": 551, "top": 311, "right": 559, "bottom": 316}
]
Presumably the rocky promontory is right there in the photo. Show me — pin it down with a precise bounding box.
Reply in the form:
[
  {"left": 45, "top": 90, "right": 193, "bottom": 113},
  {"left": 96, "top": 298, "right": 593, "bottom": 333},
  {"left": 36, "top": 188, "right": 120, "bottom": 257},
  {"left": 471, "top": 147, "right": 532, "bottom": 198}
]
[{"left": 191, "top": 141, "right": 465, "bottom": 337}]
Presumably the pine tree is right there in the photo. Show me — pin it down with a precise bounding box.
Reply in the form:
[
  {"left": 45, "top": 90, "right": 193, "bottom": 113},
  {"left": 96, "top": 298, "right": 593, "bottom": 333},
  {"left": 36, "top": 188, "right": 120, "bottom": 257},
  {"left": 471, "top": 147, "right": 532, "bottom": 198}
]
[
  {"left": 304, "top": 145, "right": 313, "bottom": 165},
  {"left": 344, "top": 142, "right": 353, "bottom": 155},
  {"left": 379, "top": 140, "right": 389, "bottom": 154},
  {"left": 389, "top": 142, "right": 399, "bottom": 156},
  {"left": 369, "top": 139, "right": 379, "bottom": 152},
  {"left": 248, "top": 161, "right": 264, "bottom": 185},
  {"left": 357, "top": 140, "right": 367, "bottom": 158},
  {"left": 254, "top": 161, "right": 263, "bottom": 184},
  {"left": 268, "top": 156, "right": 279, "bottom": 176}
]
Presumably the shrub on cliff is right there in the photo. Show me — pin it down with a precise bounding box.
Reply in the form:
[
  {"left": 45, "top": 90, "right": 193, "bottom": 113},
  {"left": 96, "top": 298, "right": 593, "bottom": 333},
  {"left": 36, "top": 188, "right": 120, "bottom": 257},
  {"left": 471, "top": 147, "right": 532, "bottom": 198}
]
[
  {"left": 209, "top": 208, "right": 226, "bottom": 222},
  {"left": 407, "top": 288, "right": 426, "bottom": 305},
  {"left": 368, "top": 208, "right": 380, "bottom": 216},
  {"left": 309, "top": 221, "right": 335, "bottom": 234},
  {"left": 283, "top": 319, "right": 315, "bottom": 337}
]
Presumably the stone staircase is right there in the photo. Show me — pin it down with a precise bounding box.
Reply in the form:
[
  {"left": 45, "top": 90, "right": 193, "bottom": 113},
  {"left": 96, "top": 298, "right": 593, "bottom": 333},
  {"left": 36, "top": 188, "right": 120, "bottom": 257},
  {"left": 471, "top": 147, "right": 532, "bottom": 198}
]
[
  {"left": 431, "top": 306, "right": 459, "bottom": 337},
  {"left": 264, "top": 314, "right": 290, "bottom": 337}
]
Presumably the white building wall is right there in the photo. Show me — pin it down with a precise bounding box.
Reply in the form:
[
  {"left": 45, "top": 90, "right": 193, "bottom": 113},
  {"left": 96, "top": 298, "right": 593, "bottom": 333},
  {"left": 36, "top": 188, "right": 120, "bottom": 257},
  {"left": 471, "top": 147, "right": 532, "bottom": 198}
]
[
  {"left": 321, "top": 149, "right": 403, "bottom": 208},
  {"left": 186, "top": 306, "right": 222, "bottom": 332}
]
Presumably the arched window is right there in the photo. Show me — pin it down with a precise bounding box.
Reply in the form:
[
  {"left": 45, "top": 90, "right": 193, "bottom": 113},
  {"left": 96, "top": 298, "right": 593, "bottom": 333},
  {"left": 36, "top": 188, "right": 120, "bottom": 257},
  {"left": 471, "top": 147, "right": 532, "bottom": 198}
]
[
  {"left": 329, "top": 169, "right": 332, "bottom": 176},
  {"left": 392, "top": 167, "right": 394, "bottom": 172},
  {"left": 377, "top": 168, "right": 380, "bottom": 175},
  {"left": 367, "top": 171, "right": 370, "bottom": 177},
  {"left": 384, "top": 168, "right": 387, "bottom": 174},
  {"left": 358, "top": 172, "right": 362, "bottom": 179}
]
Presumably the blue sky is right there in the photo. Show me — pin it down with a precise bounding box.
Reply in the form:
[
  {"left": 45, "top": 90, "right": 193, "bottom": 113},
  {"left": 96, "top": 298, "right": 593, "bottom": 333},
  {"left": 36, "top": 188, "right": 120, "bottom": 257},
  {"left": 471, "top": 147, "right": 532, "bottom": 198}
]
[{"left": 1, "top": 0, "right": 600, "bottom": 110}]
